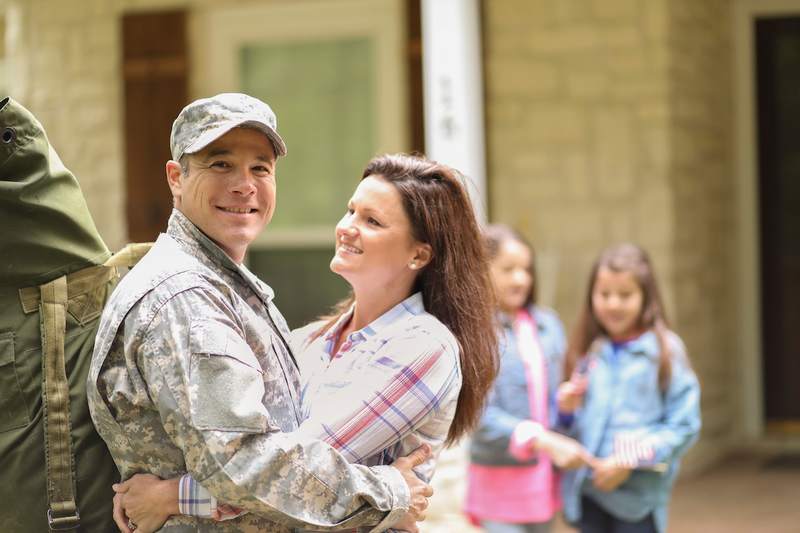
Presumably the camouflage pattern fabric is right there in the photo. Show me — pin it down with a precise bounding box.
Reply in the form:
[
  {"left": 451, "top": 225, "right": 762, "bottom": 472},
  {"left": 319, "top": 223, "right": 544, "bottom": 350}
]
[{"left": 88, "top": 209, "right": 409, "bottom": 532}]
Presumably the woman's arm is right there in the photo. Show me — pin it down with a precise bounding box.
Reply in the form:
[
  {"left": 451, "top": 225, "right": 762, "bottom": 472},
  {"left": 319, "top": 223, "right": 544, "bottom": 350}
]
[{"left": 296, "top": 330, "right": 461, "bottom": 466}]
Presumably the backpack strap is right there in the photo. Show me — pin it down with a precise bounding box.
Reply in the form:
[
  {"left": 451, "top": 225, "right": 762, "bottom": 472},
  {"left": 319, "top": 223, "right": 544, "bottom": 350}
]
[
  {"left": 16, "top": 244, "right": 152, "bottom": 531},
  {"left": 39, "top": 275, "right": 81, "bottom": 531},
  {"left": 103, "top": 242, "right": 154, "bottom": 269}
]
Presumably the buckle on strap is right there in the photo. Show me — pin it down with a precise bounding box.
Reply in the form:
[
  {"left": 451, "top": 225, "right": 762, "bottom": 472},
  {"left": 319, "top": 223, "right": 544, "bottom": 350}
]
[{"left": 47, "top": 508, "right": 81, "bottom": 531}]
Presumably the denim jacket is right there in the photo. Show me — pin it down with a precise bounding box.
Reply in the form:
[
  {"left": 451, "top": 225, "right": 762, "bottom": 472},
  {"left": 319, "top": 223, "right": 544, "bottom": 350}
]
[
  {"left": 469, "top": 305, "right": 565, "bottom": 466},
  {"left": 560, "top": 330, "right": 701, "bottom": 533}
]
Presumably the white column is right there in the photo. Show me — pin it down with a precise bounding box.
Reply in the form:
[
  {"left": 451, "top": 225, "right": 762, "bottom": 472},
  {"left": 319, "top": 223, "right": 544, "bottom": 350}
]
[{"left": 421, "top": 0, "right": 487, "bottom": 223}]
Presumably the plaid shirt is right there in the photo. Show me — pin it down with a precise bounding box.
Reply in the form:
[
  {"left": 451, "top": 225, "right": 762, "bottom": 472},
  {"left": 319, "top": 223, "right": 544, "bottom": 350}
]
[{"left": 180, "top": 292, "right": 462, "bottom": 525}]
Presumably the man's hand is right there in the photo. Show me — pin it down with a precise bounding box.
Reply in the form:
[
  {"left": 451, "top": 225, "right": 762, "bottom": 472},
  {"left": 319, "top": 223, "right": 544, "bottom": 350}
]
[
  {"left": 389, "top": 444, "right": 434, "bottom": 533},
  {"left": 536, "top": 429, "right": 594, "bottom": 470},
  {"left": 591, "top": 456, "right": 632, "bottom": 492},
  {"left": 112, "top": 491, "right": 133, "bottom": 533},
  {"left": 112, "top": 474, "right": 179, "bottom": 533}
]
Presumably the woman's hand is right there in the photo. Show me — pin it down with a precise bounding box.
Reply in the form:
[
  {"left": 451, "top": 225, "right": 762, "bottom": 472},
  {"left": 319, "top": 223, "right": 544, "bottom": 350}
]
[
  {"left": 112, "top": 491, "right": 133, "bottom": 533},
  {"left": 389, "top": 444, "right": 434, "bottom": 533},
  {"left": 591, "top": 456, "right": 632, "bottom": 492},
  {"left": 212, "top": 503, "right": 245, "bottom": 521},
  {"left": 112, "top": 474, "right": 179, "bottom": 533}
]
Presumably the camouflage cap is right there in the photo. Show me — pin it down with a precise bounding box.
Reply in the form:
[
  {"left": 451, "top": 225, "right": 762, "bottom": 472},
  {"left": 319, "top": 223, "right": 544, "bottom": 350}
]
[{"left": 169, "top": 93, "right": 287, "bottom": 161}]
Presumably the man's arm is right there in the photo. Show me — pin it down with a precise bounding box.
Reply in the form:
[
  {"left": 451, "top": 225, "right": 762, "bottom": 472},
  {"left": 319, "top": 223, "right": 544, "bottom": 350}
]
[
  {"left": 178, "top": 328, "right": 457, "bottom": 521},
  {"left": 139, "top": 287, "right": 414, "bottom": 530}
]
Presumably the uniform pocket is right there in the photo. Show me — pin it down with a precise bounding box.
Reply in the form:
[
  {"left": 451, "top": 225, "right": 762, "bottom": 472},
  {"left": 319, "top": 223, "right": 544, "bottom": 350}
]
[
  {"left": 0, "top": 332, "right": 31, "bottom": 432},
  {"left": 187, "top": 320, "right": 271, "bottom": 433},
  {"left": 66, "top": 282, "right": 108, "bottom": 326}
]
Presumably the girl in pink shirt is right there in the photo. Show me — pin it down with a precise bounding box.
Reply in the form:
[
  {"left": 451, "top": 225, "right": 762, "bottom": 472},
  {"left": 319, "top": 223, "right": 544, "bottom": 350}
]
[{"left": 466, "top": 225, "right": 591, "bottom": 533}]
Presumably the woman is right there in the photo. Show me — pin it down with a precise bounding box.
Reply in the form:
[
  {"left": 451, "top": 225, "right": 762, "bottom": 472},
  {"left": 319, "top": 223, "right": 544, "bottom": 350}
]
[{"left": 113, "top": 153, "right": 499, "bottom": 532}]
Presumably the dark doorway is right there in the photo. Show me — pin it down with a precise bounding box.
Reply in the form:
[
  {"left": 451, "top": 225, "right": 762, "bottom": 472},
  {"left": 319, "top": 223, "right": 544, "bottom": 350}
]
[
  {"left": 755, "top": 16, "right": 800, "bottom": 426},
  {"left": 122, "top": 10, "right": 188, "bottom": 242}
]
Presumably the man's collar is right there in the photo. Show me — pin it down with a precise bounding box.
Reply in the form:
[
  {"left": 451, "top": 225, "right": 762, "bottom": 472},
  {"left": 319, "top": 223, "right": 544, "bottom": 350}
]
[{"left": 166, "top": 209, "right": 274, "bottom": 302}]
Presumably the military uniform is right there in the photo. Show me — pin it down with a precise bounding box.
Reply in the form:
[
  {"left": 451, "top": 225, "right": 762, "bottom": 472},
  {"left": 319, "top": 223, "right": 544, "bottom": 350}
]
[
  {"left": 88, "top": 209, "right": 409, "bottom": 532},
  {"left": 0, "top": 97, "right": 118, "bottom": 531}
]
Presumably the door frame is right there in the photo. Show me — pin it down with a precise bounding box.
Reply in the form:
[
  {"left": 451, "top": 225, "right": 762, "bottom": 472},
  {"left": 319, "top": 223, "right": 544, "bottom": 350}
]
[{"left": 733, "top": 0, "right": 800, "bottom": 440}]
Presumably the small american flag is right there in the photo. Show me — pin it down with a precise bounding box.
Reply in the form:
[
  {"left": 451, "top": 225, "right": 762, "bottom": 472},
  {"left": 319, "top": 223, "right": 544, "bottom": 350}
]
[{"left": 613, "top": 432, "right": 667, "bottom": 472}]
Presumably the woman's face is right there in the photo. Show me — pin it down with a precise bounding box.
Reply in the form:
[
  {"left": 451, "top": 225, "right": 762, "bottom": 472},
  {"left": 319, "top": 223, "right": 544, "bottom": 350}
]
[
  {"left": 330, "top": 176, "right": 426, "bottom": 292},
  {"left": 591, "top": 267, "right": 644, "bottom": 340},
  {"left": 490, "top": 239, "right": 533, "bottom": 314}
]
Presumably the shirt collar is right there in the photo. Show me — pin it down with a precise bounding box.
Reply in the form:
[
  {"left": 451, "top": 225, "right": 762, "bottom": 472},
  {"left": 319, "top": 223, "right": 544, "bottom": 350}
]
[
  {"left": 166, "top": 208, "right": 275, "bottom": 302},
  {"left": 497, "top": 305, "right": 544, "bottom": 331},
  {"left": 599, "top": 329, "right": 659, "bottom": 360},
  {"left": 324, "top": 292, "right": 425, "bottom": 346}
]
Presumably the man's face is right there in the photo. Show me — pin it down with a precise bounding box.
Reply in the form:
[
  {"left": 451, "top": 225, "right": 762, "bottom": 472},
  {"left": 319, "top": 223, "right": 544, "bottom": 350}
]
[{"left": 167, "top": 127, "right": 277, "bottom": 263}]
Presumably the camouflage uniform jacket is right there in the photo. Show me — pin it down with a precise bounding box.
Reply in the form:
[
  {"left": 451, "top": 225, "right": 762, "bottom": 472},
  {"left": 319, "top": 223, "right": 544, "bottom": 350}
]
[{"left": 87, "top": 209, "right": 409, "bottom": 532}]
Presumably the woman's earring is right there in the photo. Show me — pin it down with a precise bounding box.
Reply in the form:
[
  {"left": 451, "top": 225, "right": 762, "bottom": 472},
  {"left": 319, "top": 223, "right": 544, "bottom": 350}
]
[{"left": 409, "top": 262, "right": 417, "bottom": 270}]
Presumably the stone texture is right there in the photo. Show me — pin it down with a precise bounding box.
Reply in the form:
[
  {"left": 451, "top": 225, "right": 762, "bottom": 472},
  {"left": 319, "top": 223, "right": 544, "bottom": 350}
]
[
  {"left": 485, "top": 0, "right": 736, "bottom": 476},
  {"left": 1, "top": 0, "right": 752, "bottom": 526}
]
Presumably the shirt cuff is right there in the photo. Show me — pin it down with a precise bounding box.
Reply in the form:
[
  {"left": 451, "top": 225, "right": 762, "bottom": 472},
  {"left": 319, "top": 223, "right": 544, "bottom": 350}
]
[
  {"left": 178, "top": 474, "right": 216, "bottom": 518},
  {"left": 367, "top": 464, "right": 411, "bottom": 532},
  {"left": 508, "top": 420, "right": 543, "bottom": 462}
]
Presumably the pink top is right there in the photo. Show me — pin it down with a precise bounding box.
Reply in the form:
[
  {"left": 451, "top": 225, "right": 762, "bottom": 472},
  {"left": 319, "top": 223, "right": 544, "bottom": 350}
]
[{"left": 465, "top": 310, "right": 560, "bottom": 524}]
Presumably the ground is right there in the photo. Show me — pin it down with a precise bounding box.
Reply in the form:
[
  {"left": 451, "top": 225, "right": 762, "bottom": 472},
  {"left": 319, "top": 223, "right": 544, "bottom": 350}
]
[{"left": 424, "top": 446, "right": 800, "bottom": 532}]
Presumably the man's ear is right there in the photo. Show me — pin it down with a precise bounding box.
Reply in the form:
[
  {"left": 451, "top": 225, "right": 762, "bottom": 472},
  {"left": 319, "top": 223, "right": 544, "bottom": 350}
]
[
  {"left": 166, "top": 160, "right": 183, "bottom": 205},
  {"left": 411, "top": 243, "right": 433, "bottom": 270}
]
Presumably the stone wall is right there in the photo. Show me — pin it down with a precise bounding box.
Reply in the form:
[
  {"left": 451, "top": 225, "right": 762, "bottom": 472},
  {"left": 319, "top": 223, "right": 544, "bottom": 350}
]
[
  {"left": 483, "top": 0, "right": 735, "bottom": 472},
  {"left": 666, "top": 0, "right": 735, "bottom": 470},
  {"left": 2, "top": 1, "right": 739, "bottom": 528},
  {"left": 1, "top": 0, "right": 233, "bottom": 250}
]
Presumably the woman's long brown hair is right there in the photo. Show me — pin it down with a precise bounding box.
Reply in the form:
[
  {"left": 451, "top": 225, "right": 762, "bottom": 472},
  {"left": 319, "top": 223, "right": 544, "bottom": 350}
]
[
  {"left": 312, "top": 154, "right": 498, "bottom": 445},
  {"left": 564, "top": 243, "right": 673, "bottom": 390}
]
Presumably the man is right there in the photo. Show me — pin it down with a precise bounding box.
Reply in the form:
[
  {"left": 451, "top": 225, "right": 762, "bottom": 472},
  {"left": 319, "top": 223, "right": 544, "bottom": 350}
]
[{"left": 87, "top": 93, "right": 431, "bottom": 532}]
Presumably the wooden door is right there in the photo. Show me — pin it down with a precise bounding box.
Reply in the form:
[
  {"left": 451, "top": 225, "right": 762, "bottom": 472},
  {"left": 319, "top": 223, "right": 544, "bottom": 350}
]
[{"left": 122, "top": 10, "right": 188, "bottom": 242}]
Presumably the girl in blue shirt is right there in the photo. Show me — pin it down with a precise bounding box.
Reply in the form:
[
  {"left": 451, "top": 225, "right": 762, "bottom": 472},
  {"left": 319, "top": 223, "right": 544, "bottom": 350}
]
[{"left": 557, "top": 243, "right": 701, "bottom": 533}]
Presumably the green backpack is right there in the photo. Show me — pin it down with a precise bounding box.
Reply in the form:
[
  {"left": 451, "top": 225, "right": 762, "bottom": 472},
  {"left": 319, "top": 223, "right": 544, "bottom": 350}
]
[{"left": 0, "top": 97, "right": 149, "bottom": 532}]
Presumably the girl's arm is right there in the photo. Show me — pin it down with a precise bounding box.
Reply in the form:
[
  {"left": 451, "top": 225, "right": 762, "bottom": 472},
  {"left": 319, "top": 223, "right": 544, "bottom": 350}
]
[
  {"left": 645, "top": 335, "right": 702, "bottom": 464},
  {"left": 472, "top": 385, "right": 535, "bottom": 460},
  {"left": 470, "top": 329, "right": 535, "bottom": 461}
]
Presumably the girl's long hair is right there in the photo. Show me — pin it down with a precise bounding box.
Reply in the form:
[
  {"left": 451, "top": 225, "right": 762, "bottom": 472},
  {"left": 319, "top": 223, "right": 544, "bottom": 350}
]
[
  {"left": 313, "top": 154, "right": 498, "bottom": 445},
  {"left": 565, "top": 243, "right": 673, "bottom": 390}
]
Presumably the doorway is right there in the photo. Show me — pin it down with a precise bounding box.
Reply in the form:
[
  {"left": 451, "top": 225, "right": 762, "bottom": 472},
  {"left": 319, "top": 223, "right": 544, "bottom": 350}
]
[{"left": 755, "top": 15, "right": 800, "bottom": 429}]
